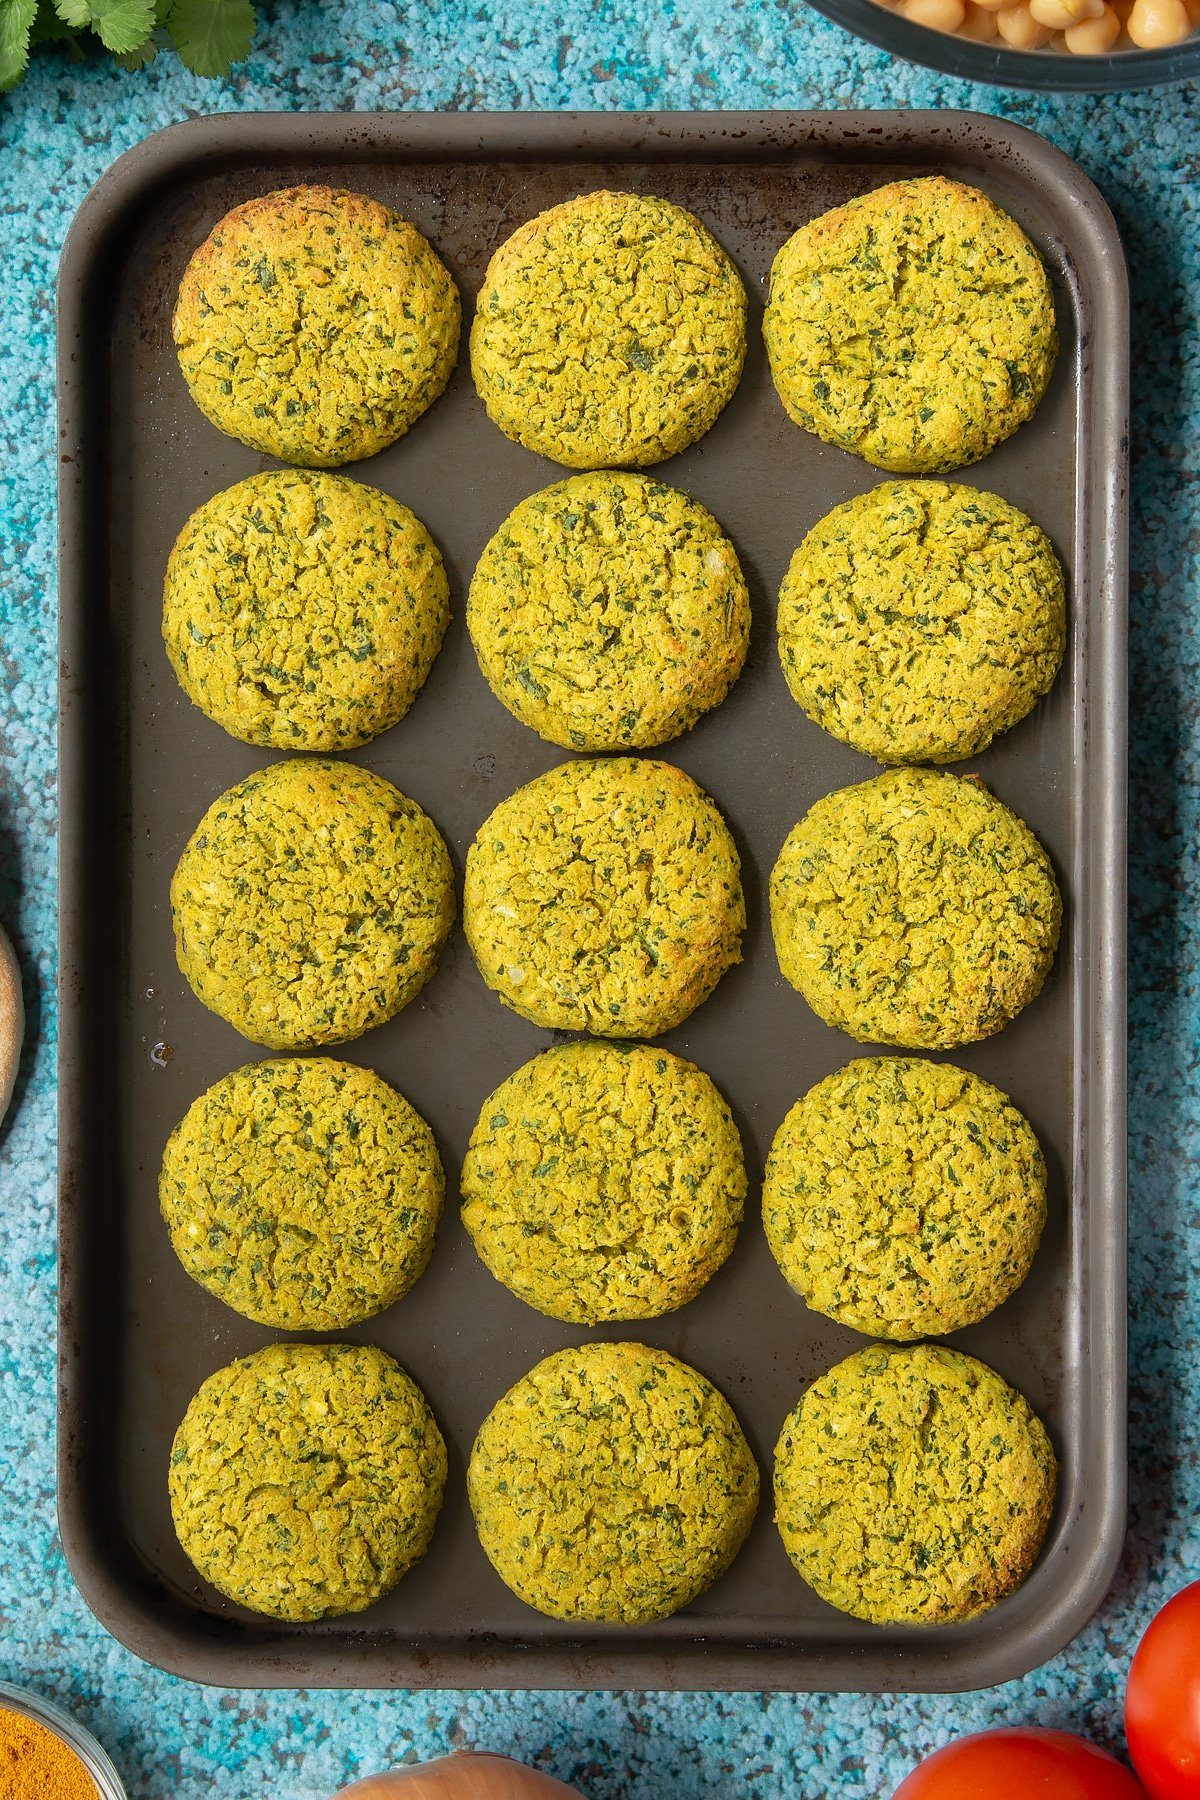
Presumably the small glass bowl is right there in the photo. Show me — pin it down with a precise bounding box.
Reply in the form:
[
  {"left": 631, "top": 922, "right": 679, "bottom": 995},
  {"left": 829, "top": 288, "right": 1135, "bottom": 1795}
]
[
  {"left": 806, "top": 0, "right": 1200, "bottom": 89},
  {"left": 0, "top": 1681, "right": 127, "bottom": 1800}
]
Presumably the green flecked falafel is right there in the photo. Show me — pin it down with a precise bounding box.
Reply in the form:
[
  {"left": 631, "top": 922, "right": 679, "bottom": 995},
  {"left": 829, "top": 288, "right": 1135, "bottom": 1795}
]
[
  {"left": 764, "top": 177, "right": 1057, "bottom": 474},
  {"left": 462, "top": 1040, "right": 746, "bottom": 1324},
  {"left": 469, "top": 1342, "right": 759, "bottom": 1623},
  {"left": 763, "top": 1057, "right": 1047, "bottom": 1339},
  {"left": 777, "top": 482, "right": 1066, "bottom": 764},
  {"left": 773, "top": 1342, "right": 1057, "bottom": 1624},
  {"left": 171, "top": 758, "right": 454, "bottom": 1050},
  {"left": 467, "top": 471, "right": 749, "bottom": 750},
  {"left": 464, "top": 757, "right": 744, "bottom": 1037},
  {"left": 160, "top": 1058, "right": 444, "bottom": 1330},
  {"left": 173, "top": 184, "right": 460, "bottom": 466},
  {"left": 471, "top": 190, "right": 746, "bottom": 467},
  {"left": 169, "top": 1342, "right": 446, "bottom": 1620},
  {"left": 769, "top": 766, "right": 1061, "bottom": 1049},
  {"left": 163, "top": 471, "right": 449, "bottom": 751}
]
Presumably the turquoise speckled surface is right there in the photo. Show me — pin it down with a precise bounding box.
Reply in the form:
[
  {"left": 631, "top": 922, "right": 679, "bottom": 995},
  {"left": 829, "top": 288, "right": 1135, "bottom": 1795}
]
[{"left": 0, "top": 8, "right": 1196, "bottom": 1796}]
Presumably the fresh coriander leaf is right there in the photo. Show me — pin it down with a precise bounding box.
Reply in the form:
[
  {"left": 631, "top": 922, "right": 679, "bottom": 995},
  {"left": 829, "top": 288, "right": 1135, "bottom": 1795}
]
[
  {"left": 114, "top": 27, "right": 156, "bottom": 62},
  {"left": 0, "top": 0, "right": 37, "bottom": 89},
  {"left": 87, "top": 0, "right": 156, "bottom": 52},
  {"left": 166, "top": 0, "right": 254, "bottom": 74},
  {"left": 51, "top": 0, "right": 90, "bottom": 26}
]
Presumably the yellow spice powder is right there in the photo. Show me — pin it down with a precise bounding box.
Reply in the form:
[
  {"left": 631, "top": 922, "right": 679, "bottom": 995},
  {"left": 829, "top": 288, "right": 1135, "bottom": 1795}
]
[{"left": 0, "top": 1707, "right": 98, "bottom": 1800}]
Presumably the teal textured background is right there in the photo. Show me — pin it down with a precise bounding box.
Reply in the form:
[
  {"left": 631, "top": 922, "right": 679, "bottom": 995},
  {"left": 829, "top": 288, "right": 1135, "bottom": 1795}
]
[{"left": 0, "top": 8, "right": 1197, "bottom": 1796}]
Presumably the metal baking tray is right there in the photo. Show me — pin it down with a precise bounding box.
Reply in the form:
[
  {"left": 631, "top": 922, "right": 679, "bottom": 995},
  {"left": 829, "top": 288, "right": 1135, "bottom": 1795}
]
[{"left": 57, "top": 110, "right": 1128, "bottom": 1692}]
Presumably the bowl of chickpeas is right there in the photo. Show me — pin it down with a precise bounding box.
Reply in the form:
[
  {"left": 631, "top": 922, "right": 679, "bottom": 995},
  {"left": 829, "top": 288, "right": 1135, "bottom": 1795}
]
[{"left": 808, "top": 0, "right": 1199, "bottom": 86}]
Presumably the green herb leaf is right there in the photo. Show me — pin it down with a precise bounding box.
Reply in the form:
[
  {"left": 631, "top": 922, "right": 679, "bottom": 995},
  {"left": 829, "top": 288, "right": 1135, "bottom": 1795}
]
[
  {"left": 114, "top": 28, "right": 156, "bottom": 62},
  {"left": 166, "top": 0, "right": 254, "bottom": 74},
  {"left": 87, "top": 0, "right": 156, "bottom": 51},
  {"left": 51, "top": 0, "right": 89, "bottom": 26},
  {"left": 0, "top": 0, "right": 37, "bottom": 88}
]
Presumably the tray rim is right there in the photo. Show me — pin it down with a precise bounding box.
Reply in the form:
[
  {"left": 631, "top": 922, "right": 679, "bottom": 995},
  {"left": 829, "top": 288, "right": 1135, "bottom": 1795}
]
[{"left": 56, "top": 106, "right": 1129, "bottom": 1694}]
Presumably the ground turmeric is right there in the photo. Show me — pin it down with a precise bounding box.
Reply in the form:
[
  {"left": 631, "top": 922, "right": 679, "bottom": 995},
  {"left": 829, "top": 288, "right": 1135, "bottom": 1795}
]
[{"left": 0, "top": 1705, "right": 98, "bottom": 1800}]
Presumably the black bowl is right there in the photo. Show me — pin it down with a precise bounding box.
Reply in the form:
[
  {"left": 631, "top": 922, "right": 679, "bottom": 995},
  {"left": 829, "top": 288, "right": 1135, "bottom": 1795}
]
[{"left": 808, "top": 0, "right": 1200, "bottom": 90}]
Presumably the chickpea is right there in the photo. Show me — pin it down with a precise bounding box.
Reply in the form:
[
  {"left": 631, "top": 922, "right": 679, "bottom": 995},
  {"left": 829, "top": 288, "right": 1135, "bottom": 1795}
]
[
  {"left": 869, "top": 0, "right": 1196, "bottom": 49},
  {"left": 1030, "top": 0, "right": 1104, "bottom": 26},
  {"left": 996, "top": 2, "right": 1057, "bottom": 42},
  {"left": 1127, "top": 0, "right": 1190, "bottom": 41},
  {"left": 899, "top": 0, "right": 969, "bottom": 27},
  {"left": 1064, "top": 4, "right": 1122, "bottom": 45},
  {"left": 959, "top": 3, "right": 1001, "bottom": 34}
]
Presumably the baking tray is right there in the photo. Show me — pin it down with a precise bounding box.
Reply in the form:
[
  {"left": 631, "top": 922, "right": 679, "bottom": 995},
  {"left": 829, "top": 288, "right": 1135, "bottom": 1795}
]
[{"left": 57, "top": 110, "right": 1128, "bottom": 1692}]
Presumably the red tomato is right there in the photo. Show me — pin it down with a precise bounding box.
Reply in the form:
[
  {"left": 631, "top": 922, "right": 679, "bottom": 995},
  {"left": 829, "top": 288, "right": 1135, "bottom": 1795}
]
[
  {"left": 1126, "top": 1580, "right": 1200, "bottom": 1798},
  {"left": 892, "top": 1727, "right": 1148, "bottom": 1799}
]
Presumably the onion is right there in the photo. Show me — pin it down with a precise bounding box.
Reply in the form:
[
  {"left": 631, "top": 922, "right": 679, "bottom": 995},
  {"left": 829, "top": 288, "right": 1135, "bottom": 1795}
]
[{"left": 333, "top": 1751, "right": 587, "bottom": 1799}]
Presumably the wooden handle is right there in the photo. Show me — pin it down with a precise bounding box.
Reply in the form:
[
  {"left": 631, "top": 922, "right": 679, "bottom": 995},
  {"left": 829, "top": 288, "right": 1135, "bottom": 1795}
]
[{"left": 0, "top": 923, "right": 22, "bottom": 1126}]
